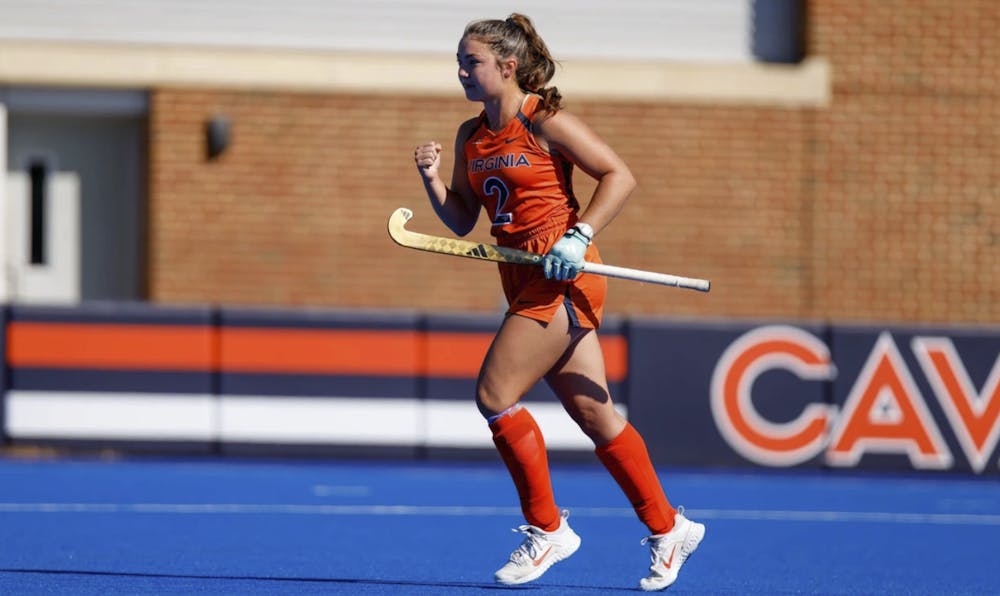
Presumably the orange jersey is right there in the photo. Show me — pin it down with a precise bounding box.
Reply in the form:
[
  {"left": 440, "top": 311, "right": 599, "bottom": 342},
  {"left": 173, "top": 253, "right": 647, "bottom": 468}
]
[
  {"left": 464, "top": 94, "right": 607, "bottom": 329},
  {"left": 464, "top": 94, "right": 579, "bottom": 241}
]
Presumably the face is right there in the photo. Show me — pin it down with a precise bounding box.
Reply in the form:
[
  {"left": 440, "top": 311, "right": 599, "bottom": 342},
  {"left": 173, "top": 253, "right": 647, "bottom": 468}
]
[{"left": 456, "top": 37, "right": 511, "bottom": 102}]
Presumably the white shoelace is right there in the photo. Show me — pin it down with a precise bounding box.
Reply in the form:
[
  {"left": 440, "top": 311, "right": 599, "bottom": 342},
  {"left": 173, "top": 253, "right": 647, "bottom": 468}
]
[
  {"left": 508, "top": 525, "right": 547, "bottom": 563},
  {"left": 640, "top": 506, "right": 687, "bottom": 566}
]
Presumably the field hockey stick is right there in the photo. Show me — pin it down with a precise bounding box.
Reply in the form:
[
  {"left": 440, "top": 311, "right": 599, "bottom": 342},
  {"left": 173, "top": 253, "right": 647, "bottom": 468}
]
[{"left": 387, "top": 208, "right": 711, "bottom": 292}]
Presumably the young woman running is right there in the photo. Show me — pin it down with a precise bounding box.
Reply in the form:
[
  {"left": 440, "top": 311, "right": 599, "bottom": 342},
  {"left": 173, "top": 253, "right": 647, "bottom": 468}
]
[{"left": 413, "top": 13, "right": 704, "bottom": 591}]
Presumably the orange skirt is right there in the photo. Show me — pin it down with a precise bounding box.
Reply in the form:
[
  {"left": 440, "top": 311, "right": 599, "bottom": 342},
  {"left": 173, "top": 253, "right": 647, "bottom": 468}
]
[{"left": 497, "top": 223, "right": 607, "bottom": 329}]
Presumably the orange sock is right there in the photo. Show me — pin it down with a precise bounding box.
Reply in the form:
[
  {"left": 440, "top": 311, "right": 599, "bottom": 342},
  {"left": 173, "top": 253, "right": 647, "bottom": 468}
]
[
  {"left": 596, "top": 423, "right": 676, "bottom": 535},
  {"left": 489, "top": 406, "right": 560, "bottom": 532}
]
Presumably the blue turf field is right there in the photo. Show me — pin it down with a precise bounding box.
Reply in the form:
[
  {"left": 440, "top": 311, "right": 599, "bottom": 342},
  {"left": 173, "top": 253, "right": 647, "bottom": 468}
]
[{"left": 0, "top": 456, "right": 997, "bottom": 595}]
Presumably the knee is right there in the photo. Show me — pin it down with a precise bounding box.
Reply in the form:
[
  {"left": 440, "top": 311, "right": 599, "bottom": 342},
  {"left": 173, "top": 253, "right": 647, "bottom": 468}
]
[
  {"left": 568, "top": 401, "right": 623, "bottom": 444},
  {"left": 475, "top": 379, "right": 516, "bottom": 419},
  {"left": 569, "top": 403, "right": 601, "bottom": 436}
]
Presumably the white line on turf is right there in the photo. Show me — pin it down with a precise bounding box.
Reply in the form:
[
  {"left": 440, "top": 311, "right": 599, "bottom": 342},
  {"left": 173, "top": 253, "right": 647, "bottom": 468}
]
[{"left": 0, "top": 503, "right": 997, "bottom": 525}]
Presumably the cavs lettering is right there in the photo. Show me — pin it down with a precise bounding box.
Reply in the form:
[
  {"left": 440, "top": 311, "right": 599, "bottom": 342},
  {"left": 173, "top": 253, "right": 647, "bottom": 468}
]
[{"left": 711, "top": 325, "right": 1000, "bottom": 473}]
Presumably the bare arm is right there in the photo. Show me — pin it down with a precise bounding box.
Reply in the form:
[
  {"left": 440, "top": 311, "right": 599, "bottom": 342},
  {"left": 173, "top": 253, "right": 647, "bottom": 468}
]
[
  {"left": 414, "top": 119, "right": 481, "bottom": 236},
  {"left": 534, "top": 111, "right": 637, "bottom": 236}
]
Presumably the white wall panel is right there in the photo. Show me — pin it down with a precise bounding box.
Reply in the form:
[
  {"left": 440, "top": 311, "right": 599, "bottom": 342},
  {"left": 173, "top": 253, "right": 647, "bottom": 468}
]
[
  {"left": 219, "top": 396, "right": 423, "bottom": 445},
  {"left": 6, "top": 391, "right": 218, "bottom": 441},
  {"left": 0, "top": 0, "right": 752, "bottom": 62}
]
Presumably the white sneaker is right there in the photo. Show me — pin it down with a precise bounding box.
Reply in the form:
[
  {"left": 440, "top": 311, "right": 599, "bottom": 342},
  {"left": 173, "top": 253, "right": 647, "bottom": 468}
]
[
  {"left": 494, "top": 510, "right": 581, "bottom": 585},
  {"left": 639, "top": 508, "right": 705, "bottom": 591}
]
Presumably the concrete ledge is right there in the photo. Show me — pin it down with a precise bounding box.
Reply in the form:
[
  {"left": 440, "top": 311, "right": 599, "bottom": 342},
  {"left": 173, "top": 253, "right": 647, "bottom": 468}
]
[
  {"left": 0, "top": 41, "right": 830, "bottom": 107},
  {"left": 559, "top": 56, "right": 830, "bottom": 107}
]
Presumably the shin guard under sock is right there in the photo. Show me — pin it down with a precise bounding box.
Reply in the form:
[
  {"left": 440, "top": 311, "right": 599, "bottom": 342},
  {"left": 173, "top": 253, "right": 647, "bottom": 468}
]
[
  {"left": 490, "top": 406, "right": 560, "bottom": 532},
  {"left": 595, "top": 423, "right": 676, "bottom": 535}
]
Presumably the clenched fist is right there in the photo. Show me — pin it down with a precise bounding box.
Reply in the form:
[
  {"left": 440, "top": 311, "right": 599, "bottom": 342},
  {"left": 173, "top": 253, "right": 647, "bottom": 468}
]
[{"left": 414, "top": 141, "right": 443, "bottom": 179}]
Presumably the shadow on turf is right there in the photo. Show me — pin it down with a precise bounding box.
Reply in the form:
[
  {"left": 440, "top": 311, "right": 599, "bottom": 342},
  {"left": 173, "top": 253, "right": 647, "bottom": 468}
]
[{"left": 0, "top": 568, "right": 622, "bottom": 592}]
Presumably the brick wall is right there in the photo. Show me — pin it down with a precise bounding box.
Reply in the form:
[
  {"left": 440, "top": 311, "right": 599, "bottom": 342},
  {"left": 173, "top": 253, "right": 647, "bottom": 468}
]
[
  {"left": 148, "top": 0, "right": 999, "bottom": 324},
  {"left": 805, "top": 0, "right": 999, "bottom": 323}
]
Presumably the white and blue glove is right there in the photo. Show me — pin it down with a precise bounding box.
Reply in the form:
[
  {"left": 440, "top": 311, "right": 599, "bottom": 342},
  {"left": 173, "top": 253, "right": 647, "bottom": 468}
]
[{"left": 543, "top": 223, "right": 593, "bottom": 281}]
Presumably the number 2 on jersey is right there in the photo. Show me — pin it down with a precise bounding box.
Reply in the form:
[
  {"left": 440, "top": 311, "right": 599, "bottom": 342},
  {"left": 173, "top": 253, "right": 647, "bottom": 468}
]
[{"left": 483, "top": 176, "right": 513, "bottom": 226}]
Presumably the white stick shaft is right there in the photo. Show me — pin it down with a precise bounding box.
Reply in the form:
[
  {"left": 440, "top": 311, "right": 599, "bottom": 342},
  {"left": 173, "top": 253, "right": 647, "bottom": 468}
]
[
  {"left": 387, "top": 207, "right": 711, "bottom": 292},
  {"left": 583, "top": 262, "right": 710, "bottom": 291}
]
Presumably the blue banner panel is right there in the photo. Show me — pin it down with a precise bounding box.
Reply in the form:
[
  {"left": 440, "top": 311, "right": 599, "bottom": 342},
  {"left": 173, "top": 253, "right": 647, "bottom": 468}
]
[
  {"left": 220, "top": 373, "right": 417, "bottom": 398},
  {"left": 10, "top": 302, "right": 214, "bottom": 325},
  {"left": 10, "top": 369, "right": 213, "bottom": 393},
  {"left": 219, "top": 306, "right": 422, "bottom": 330},
  {"left": 628, "top": 319, "right": 830, "bottom": 469},
  {"left": 828, "top": 325, "right": 1000, "bottom": 475},
  {"left": 4, "top": 300, "right": 993, "bottom": 473}
]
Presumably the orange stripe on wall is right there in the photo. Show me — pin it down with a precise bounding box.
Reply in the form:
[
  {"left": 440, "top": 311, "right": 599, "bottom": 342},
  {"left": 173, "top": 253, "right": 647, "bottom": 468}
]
[
  {"left": 220, "top": 328, "right": 421, "bottom": 375},
  {"left": 602, "top": 335, "right": 628, "bottom": 383},
  {"left": 425, "top": 331, "right": 628, "bottom": 382},
  {"left": 425, "top": 332, "right": 493, "bottom": 378},
  {"left": 6, "top": 321, "right": 627, "bottom": 380},
  {"left": 6, "top": 322, "right": 215, "bottom": 369}
]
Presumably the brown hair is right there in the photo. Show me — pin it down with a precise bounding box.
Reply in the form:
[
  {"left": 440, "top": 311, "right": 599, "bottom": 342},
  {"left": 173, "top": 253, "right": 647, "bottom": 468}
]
[{"left": 462, "top": 13, "right": 563, "bottom": 113}]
